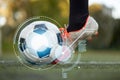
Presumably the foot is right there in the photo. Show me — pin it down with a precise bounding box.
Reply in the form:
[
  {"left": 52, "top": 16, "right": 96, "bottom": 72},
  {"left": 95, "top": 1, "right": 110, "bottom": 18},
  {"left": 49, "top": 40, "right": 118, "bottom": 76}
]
[{"left": 59, "top": 16, "right": 99, "bottom": 49}]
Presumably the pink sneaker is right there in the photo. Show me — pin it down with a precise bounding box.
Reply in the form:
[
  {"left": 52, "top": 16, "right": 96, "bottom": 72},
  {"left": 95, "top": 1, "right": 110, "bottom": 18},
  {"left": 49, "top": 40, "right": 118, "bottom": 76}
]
[{"left": 59, "top": 16, "right": 99, "bottom": 49}]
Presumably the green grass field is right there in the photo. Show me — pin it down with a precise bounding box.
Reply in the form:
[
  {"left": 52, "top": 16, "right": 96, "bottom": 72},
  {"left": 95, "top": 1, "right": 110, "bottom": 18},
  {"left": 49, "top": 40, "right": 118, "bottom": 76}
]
[{"left": 0, "top": 50, "right": 120, "bottom": 80}]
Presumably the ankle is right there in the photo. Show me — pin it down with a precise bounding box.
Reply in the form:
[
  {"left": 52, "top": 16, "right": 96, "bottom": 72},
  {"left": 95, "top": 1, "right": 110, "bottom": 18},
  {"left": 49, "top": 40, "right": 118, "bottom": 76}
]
[{"left": 67, "top": 15, "right": 89, "bottom": 32}]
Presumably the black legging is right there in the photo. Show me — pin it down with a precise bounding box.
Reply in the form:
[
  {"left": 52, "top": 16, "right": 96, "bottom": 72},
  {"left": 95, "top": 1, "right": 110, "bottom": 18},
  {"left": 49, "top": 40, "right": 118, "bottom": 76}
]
[{"left": 67, "top": 0, "right": 89, "bottom": 32}]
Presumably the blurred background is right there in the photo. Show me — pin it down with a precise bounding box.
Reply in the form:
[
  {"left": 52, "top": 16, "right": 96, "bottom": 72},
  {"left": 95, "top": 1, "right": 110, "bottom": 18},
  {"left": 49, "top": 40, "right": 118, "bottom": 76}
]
[{"left": 0, "top": 0, "right": 120, "bottom": 80}]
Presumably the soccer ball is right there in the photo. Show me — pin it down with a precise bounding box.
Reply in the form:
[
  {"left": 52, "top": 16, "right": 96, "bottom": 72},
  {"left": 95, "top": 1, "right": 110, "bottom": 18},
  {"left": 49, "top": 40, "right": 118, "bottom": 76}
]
[
  {"left": 17, "top": 21, "right": 72, "bottom": 65},
  {"left": 18, "top": 21, "right": 60, "bottom": 64}
]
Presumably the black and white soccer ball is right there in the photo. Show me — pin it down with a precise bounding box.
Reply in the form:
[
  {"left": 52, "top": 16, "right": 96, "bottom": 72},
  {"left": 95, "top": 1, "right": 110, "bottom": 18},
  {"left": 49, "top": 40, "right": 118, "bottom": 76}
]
[{"left": 16, "top": 21, "right": 72, "bottom": 65}]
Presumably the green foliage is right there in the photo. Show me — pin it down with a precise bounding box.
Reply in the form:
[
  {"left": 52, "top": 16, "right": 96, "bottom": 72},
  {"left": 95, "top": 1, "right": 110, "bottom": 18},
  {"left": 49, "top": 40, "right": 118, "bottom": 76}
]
[
  {"left": 110, "top": 19, "right": 120, "bottom": 48},
  {"left": 89, "top": 5, "right": 116, "bottom": 49}
]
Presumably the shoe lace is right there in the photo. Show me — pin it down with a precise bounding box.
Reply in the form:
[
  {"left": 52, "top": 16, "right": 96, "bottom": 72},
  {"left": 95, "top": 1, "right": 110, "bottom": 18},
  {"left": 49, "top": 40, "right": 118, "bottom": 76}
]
[
  {"left": 59, "top": 28, "right": 69, "bottom": 39},
  {"left": 59, "top": 24, "right": 73, "bottom": 46},
  {"left": 59, "top": 24, "right": 70, "bottom": 41}
]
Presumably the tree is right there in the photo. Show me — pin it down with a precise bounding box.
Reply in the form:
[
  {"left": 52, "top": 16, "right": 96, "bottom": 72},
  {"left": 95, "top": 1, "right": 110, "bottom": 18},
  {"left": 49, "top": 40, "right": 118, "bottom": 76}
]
[
  {"left": 110, "top": 19, "right": 120, "bottom": 49},
  {"left": 88, "top": 4, "right": 115, "bottom": 49}
]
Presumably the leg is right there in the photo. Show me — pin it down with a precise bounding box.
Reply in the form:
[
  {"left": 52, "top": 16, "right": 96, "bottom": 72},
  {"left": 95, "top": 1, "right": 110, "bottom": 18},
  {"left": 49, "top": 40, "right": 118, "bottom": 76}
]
[
  {"left": 60, "top": 0, "right": 98, "bottom": 50},
  {"left": 67, "top": 0, "right": 89, "bottom": 32}
]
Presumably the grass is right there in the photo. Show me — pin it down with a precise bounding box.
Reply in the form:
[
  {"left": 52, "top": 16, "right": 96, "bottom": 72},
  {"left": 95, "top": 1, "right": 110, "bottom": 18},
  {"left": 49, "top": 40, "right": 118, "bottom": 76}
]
[
  {"left": 0, "top": 50, "right": 120, "bottom": 80},
  {"left": 80, "top": 50, "right": 120, "bottom": 62}
]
